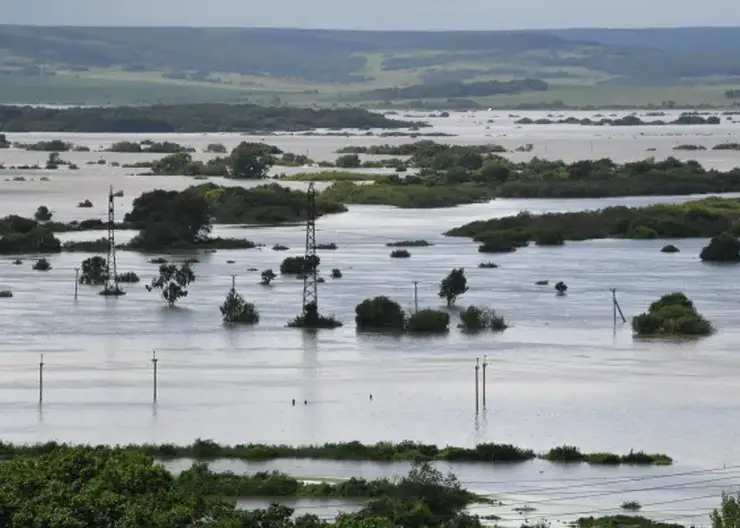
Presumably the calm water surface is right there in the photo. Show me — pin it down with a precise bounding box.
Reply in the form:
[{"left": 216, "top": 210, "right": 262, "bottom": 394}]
[{"left": 1, "top": 115, "right": 739, "bottom": 525}]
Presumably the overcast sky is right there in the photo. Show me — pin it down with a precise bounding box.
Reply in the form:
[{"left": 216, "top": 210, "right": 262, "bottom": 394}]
[{"left": 4, "top": 0, "right": 739, "bottom": 29}]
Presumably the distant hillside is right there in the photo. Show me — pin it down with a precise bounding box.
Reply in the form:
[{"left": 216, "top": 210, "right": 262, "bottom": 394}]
[
  {"left": 0, "top": 25, "right": 739, "bottom": 107},
  {"left": 1, "top": 25, "right": 740, "bottom": 87},
  {"left": 546, "top": 27, "right": 740, "bottom": 53}
]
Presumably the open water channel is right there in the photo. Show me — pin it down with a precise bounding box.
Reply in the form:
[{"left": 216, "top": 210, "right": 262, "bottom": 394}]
[{"left": 1, "top": 110, "right": 740, "bottom": 525}]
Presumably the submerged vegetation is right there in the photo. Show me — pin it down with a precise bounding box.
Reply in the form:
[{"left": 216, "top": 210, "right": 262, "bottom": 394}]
[
  {"left": 447, "top": 196, "right": 740, "bottom": 249},
  {"left": 320, "top": 152, "right": 740, "bottom": 208},
  {"left": 0, "top": 104, "right": 415, "bottom": 133},
  {"left": 0, "top": 439, "right": 672, "bottom": 466},
  {"left": 632, "top": 293, "right": 714, "bottom": 338}
]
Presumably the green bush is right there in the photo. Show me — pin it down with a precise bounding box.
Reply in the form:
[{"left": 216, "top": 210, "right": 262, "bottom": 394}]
[
  {"left": 390, "top": 249, "right": 411, "bottom": 258},
  {"left": 459, "top": 306, "right": 508, "bottom": 332},
  {"left": 355, "top": 296, "right": 406, "bottom": 332},
  {"left": 661, "top": 244, "right": 680, "bottom": 253},
  {"left": 632, "top": 292, "right": 713, "bottom": 337},
  {"left": 406, "top": 309, "right": 450, "bottom": 334},
  {"left": 700, "top": 232, "right": 740, "bottom": 261}
]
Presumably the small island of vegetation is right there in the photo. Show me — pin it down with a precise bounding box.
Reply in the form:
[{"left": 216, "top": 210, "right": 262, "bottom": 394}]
[
  {"left": 320, "top": 150, "right": 740, "bottom": 208},
  {"left": 632, "top": 293, "right": 714, "bottom": 338},
  {"left": 446, "top": 197, "right": 740, "bottom": 252},
  {"left": 0, "top": 103, "right": 417, "bottom": 133}
]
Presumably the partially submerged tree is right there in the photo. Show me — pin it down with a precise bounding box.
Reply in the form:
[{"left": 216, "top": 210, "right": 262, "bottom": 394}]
[
  {"left": 260, "top": 269, "right": 277, "bottom": 285},
  {"left": 700, "top": 232, "right": 740, "bottom": 262},
  {"left": 220, "top": 288, "right": 259, "bottom": 324},
  {"left": 34, "top": 205, "right": 52, "bottom": 222},
  {"left": 459, "top": 306, "right": 508, "bottom": 333},
  {"left": 407, "top": 309, "right": 450, "bottom": 334},
  {"left": 79, "top": 256, "right": 108, "bottom": 285},
  {"left": 555, "top": 281, "right": 568, "bottom": 295},
  {"left": 228, "top": 141, "right": 276, "bottom": 179},
  {"left": 355, "top": 296, "right": 406, "bottom": 332},
  {"left": 32, "top": 258, "right": 51, "bottom": 271},
  {"left": 287, "top": 302, "right": 342, "bottom": 329},
  {"left": 632, "top": 292, "right": 713, "bottom": 337},
  {"left": 146, "top": 263, "right": 195, "bottom": 307},
  {"left": 280, "top": 255, "right": 320, "bottom": 275},
  {"left": 439, "top": 268, "right": 469, "bottom": 306}
]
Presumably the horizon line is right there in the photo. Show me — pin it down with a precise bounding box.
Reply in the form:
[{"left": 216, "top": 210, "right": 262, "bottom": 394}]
[{"left": 1, "top": 23, "right": 739, "bottom": 32}]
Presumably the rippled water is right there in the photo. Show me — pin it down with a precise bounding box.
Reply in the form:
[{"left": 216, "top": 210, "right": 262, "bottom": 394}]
[{"left": 1, "top": 114, "right": 740, "bottom": 525}]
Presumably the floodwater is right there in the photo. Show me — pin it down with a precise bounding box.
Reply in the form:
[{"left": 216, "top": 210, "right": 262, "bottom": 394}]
[{"left": 1, "top": 112, "right": 740, "bottom": 525}]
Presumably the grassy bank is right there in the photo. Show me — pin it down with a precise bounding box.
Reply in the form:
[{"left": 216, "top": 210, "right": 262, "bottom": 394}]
[{"left": 0, "top": 439, "right": 673, "bottom": 466}]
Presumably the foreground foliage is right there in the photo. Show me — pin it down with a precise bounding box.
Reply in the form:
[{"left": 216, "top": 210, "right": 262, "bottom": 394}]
[{"left": 632, "top": 292, "right": 714, "bottom": 337}]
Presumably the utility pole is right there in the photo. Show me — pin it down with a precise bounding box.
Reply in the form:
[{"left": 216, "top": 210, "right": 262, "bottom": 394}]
[
  {"left": 38, "top": 354, "right": 44, "bottom": 405},
  {"left": 413, "top": 281, "right": 419, "bottom": 313},
  {"left": 610, "top": 288, "right": 627, "bottom": 325},
  {"left": 474, "top": 357, "right": 480, "bottom": 413},
  {"left": 482, "top": 355, "right": 488, "bottom": 408},
  {"left": 151, "top": 351, "right": 158, "bottom": 404}
]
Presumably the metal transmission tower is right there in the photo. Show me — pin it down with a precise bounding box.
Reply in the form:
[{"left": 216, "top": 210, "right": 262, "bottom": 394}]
[
  {"left": 101, "top": 186, "right": 125, "bottom": 296},
  {"left": 301, "top": 183, "right": 318, "bottom": 314}
]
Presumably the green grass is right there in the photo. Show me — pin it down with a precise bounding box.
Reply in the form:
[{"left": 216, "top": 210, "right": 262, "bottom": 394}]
[{"left": 1, "top": 69, "right": 737, "bottom": 108}]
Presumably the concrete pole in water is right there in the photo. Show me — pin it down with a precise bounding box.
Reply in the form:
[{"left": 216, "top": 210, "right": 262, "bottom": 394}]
[
  {"left": 38, "top": 354, "right": 44, "bottom": 405},
  {"left": 74, "top": 268, "right": 79, "bottom": 300},
  {"left": 231, "top": 274, "right": 236, "bottom": 291},
  {"left": 482, "top": 355, "right": 488, "bottom": 408},
  {"left": 611, "top": 288, "right": 617, "bottom": 326},
  {"left": 413, "top": 281, "right": 419, "bottom": 314},
  {"left": 152, "top": 350, "right": 158, "bottom": 404},
  {"left": 474, "top": 357, "right": 480, "bottom": 413}
]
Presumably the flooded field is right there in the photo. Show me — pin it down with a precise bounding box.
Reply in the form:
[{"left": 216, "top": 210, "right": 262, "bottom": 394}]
[{"left": 1, "top": 111, "right": 739, "bottom": 525}]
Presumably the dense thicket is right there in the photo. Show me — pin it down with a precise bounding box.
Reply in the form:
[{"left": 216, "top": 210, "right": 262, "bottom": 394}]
[
  {"left": 0, "top": 104, "right": 413, "bottom": 133},
  {"left": 321, "top": 153, "right": 740, "bottom": 208},
  {"left": 446, "top": 197, "right": 740, "bottom": 245}
]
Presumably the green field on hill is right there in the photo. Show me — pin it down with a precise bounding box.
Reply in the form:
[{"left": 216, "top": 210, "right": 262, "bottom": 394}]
[{"left": 0, "top": 25, "right": 739, "bottom": 107}]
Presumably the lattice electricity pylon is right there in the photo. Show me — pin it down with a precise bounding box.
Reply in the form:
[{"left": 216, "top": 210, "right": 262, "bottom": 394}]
[
  {"left": 301, "top": 183, "right": 318, "bottom": 314},
  {"left": 101, "top": 186, "right": 124, "bottom": 296}
]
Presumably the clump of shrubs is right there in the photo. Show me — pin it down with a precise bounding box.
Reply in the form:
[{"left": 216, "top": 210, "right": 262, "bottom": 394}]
[
  {"left": 116, "top": 272, "right": 140, "bottom": 283},
  {"left": 390, "top": 249, "right": 411, "bottom": 258},
  {"left": 331, "top": 268, "right": 342, "bottom": 279},
  {"left": 407, "top": 309, "right": 450, "bottom": 334},
  {"left": 386, "top": 240, "right": 432, "bottom": 247},
  {"left": 661, "top": 244, "right": 680, "bottom": 253},
  {"left": 32, "top": 258, "right": 51, "bottom": 271},
  {"left": 458, "top": 306, "right": 508, "bottom": 333},
  {"left": 77, "top": 199, "right": 93, "bottom": 208},
  {"left": 287, "top": 302, "right": 342, "bottom": 329},
  {"left": 632, "top": 292, "right": 713, "bottom": 337},
  {"left": 478, "top": 261, "right": 498, "bottom": 269}
]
